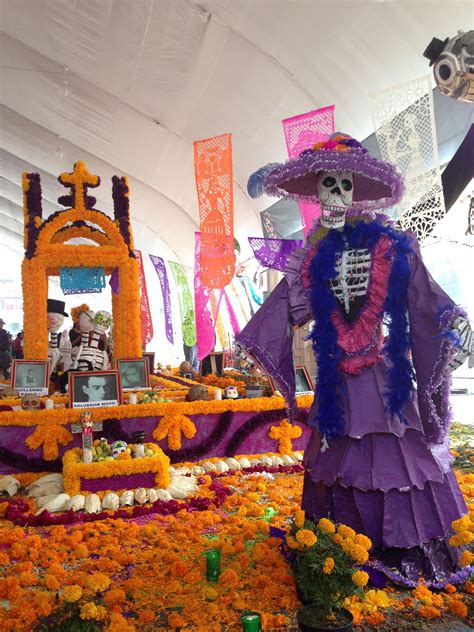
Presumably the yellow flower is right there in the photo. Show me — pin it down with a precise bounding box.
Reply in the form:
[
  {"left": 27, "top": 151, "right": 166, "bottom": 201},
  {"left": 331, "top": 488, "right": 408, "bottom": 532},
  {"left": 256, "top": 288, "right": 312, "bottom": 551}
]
[
  {"left": 459, "top": 550, "right": 474, "bottom": 566},
  {"left": 353, "top": 533, "right": 372, "bottom": 551},
  {"left": 87, "top": 572, "right": 111, "bottom": 593},
  {"left": 294, "top": 510, "right": 305, "bottom": 529},
  {"left": 352, "top": 570, "right": 369, "bottom": 587},
  {"left": 364, "top": 589, "right": 390, "bottom": 610},
  {"left": 62, "top": 584, "right": 83, "bottom": 603},
  {"left": 80, "top": 602, "right": 99, "bottom": 620},
  {"left": 322, "top": 557, "right": 335, "bottom": 574},
  {"left": 317, "top": 518, "right": 336, "bottom": 534},
  {"left": 295, "top": 529, "right": 318, "bottom": 548},
  {"left": 337, "top": 524, "right": 356, "bottom": 539}
]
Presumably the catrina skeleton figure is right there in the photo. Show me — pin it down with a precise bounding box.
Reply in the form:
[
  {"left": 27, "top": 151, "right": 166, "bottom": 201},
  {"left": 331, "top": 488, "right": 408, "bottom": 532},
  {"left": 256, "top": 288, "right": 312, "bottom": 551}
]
[{"left": 237, "top": 133, "right": 472, "bottom": 583}]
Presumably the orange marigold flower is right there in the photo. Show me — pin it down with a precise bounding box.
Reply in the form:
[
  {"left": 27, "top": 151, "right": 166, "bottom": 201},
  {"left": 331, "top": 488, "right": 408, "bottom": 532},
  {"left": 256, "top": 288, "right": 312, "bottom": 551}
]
[
  {"left": 322, "top": 557, "right": 335, "bottom": 575},
  {"left": 457, "top": 531, "right": 474, "bottom": 545},
  {"left": 219, "top": 569, "right": 240, "bottom": 587},
  {"left": 44, "top": 574, "right": 60, "bottom": 591},
  {"left": 445, "top": 583, "right": 457, "bottom": 594},
  {"left": 62, "top": 584, "right": 83, "bottom": 603},
  {"left": 353, "top": 533, "right": 372, "bottom": 551},
  {"left": 337, "top": 524, "right": 356, "bottom": 539},
  {"left": 104, "top": 588, "right": 127, "bottom": 607},
  {"left": 332, "top": 533, "right": 344, "bottom": 545},
  {"left": 168, "top": 612, "right": 186, "bottom": 629},
  {"left": 294, "top": 509, "right": 305, "bottom": 529},
  {"left": 449, "top": 535, "right": 462, "bottom": 548},
  {"left": 449, "top": 599, "right": 468, "bottom": 618},
  {"left": 365, "top": 611, "right": 385, "bottom": 625},
  {"left": 295, "top": 529, "right": 317, "bottom": 547},
  {"left": 464, "top": 581, "right": 474, "bottom": 594},
  {"left": 419, "top": 605, "right": 441, "bottom": 619},
  {"left": 452, "top": 515, "right": 472, "bottom": 533},
  {"left": 317, "top": 518, "right": 336, "bottom": 534},
  {"left": 286, "top": 535, "right": 301, "bottom": 550},
  {"left": 352, "top": 570, "right": 369, "bottom": 587},
  {"left": 203, "top": 587, "right": 219, "bottom": 601}
]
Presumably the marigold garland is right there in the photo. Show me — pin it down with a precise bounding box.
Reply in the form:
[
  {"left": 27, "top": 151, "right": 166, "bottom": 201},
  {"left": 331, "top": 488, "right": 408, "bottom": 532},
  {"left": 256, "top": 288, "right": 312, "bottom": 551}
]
[
  {"left": 0, "top": 394, "right": 313, "bottom": 428},
  {"left": 152, "top": 414, "right": 197, "bottom": 451},
  {"left": 25, "top": 421, "right": 73, "bottom": 460}
]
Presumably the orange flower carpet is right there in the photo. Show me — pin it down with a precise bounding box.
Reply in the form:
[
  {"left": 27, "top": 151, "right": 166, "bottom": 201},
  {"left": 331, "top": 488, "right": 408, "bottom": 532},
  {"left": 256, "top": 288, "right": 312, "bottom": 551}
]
[{"left": 0, "top": 436, "right": 473, "bottom": 631}]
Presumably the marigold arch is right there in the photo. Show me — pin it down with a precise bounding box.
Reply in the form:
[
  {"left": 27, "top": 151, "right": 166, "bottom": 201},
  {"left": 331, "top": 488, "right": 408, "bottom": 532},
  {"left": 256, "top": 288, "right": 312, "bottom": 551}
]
[{"left": 21, "top": 161, "right": 141, "bottom": 360}]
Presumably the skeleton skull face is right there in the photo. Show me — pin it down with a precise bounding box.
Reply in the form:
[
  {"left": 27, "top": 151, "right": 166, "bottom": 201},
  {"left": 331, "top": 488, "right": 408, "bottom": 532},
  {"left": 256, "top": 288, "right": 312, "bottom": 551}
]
[
  {"left": 47, "top": 312, "right": 64, "bottom": 333},
  {"left": 21, "top": 394, "right": 41, "bottom": 411},
  {"left": 93, "top": 311, "right": 112, "bottom": 335},
  {"left": 78, "top": 310, "right": 95, "bottom": 333},
  {"left": 316, "top": 170, "right": 353, "bottom": 229},
  {"left": 111, "top": 440, "right": 128, "bottom": 459}
]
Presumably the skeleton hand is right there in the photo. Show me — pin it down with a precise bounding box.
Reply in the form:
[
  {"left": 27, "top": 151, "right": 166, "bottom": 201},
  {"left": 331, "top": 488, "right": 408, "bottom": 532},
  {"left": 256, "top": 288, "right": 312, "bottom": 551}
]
[
  {"left": 448, "top": 316, "right": 473, "bottom": 371},
  {"left": 234, "top": 343, "right": 255, "bottom": 371}
]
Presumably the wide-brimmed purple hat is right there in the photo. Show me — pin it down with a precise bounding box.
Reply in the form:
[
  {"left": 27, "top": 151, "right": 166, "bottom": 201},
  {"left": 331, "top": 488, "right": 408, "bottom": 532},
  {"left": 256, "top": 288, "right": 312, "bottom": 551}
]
[{"left": 248, "top": 133, "right": 404, "bottom": 211}]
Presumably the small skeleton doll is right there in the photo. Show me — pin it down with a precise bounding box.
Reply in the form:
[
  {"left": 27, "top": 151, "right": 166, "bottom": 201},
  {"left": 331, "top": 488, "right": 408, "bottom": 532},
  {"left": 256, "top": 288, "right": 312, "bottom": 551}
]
[
  {"left": 76, "top": 310, "right": 112, "bottom": 372},
  {"left": 47, "top": 299, "right": 68, "bottom": 373}
]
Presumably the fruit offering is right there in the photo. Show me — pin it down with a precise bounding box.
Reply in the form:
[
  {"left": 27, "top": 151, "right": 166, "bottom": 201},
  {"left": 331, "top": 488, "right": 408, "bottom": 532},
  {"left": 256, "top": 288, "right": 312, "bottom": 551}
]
[{"left": 136, "top": 390, "right": 173, "bottom": 404}]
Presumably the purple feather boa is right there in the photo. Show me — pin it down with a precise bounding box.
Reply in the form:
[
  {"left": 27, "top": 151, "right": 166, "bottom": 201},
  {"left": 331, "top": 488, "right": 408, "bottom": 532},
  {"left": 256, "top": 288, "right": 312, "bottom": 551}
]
[{"left": 309, "top": 218, "right": 415, "bottom": 438}]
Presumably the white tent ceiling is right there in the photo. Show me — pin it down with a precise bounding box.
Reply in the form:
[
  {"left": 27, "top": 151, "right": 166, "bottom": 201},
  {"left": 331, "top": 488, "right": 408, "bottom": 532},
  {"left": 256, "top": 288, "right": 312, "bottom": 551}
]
[{"left": 1, "top": 0, "right": 472, "bottom": 267}]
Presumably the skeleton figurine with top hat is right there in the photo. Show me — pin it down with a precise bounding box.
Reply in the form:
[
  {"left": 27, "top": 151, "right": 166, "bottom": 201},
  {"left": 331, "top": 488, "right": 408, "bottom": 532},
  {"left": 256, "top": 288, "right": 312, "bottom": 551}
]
[
  {"left": 238, "top": 132, "right": 472, "bottom": 583},
  {"left": 47, "top": 299, "right": 69, "bottom": 373}
]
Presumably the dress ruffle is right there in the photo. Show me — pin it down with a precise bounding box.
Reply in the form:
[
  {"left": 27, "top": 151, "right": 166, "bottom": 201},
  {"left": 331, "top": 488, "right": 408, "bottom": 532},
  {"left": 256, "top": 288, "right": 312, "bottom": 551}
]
[
  {"left": 308, "top": 429, "right": 446, "bottom": 492},
  {"left": 302, "top": 470, "right": 466, "bottom": 549}
]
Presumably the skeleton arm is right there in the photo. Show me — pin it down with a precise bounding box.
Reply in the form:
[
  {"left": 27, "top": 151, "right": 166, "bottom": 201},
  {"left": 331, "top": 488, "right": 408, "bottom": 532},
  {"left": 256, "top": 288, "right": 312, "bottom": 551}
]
[{"left": 448, "top": 316, "right": 473, "bottom": 371}]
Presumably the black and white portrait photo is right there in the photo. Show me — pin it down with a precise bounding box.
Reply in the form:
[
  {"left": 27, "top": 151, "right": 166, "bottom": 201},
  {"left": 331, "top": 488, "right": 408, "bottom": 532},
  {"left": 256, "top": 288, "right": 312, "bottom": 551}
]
[
  {"left": 12, "top": 360, "right": 49, "bottom": 395},
  {"left": 69, "top": 371, "right": 121, "bottom": 408},
  {"left": 117, "top": 359, "right": 149, "bottom": 391}
]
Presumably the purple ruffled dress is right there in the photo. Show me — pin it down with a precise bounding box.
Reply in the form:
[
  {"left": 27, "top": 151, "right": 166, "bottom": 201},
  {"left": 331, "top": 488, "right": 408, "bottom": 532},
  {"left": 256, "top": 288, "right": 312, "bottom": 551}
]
[{"left": 236, "top": 221, "right": 468, "bottom": 583}]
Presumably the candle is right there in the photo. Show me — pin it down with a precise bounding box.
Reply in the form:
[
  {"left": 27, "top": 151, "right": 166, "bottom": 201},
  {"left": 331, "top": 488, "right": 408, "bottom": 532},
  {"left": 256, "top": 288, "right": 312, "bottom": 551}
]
[
  {"left": 134, "top": 444, "right": 145, "bottom": 458},
  {"left": 213, "top": 389, "right": 222, "bottom": 400},
  {"left": 45, "top": 398, "right": 54, "bottom": 410},
  {"left": 82, "top": 448, "right": 93, "bottom": 464},
  {"left": 206, "top": 549, "right": 221, "bottom": 582},
  {"left": 241, "top": 613, "right": 261, "bottom": 632},
  {"left": 128, "top": 393, "right": 138, "bottom": 405}
]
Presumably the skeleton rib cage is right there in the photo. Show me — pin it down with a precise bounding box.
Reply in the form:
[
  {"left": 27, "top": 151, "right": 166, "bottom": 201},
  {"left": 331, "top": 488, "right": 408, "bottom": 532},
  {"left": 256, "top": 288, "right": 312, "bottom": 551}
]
[{"left": 329, "top": 248, "right": 371, "bottom": 313}]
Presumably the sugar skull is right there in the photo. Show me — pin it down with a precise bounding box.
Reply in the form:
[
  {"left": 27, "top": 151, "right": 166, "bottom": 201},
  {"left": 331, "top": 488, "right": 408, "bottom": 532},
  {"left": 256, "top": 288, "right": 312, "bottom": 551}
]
[
  {"left": 21, "top": 393, "right": 41, "bottom": 411},
  {"left": 111, "top": 440, "right": 128, "bottom": 459},
  {"left": 224, "top": 385, "right": 239, "bottom": 399},
  {"left": 316, "top": 170, "right": 354, "bottom": 229}
]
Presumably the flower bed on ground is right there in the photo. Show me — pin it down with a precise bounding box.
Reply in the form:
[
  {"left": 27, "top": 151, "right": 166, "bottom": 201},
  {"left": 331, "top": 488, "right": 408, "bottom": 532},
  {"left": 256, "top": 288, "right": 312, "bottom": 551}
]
[{"left": 0, "top": 431, "right": 473, "bottom": 631}]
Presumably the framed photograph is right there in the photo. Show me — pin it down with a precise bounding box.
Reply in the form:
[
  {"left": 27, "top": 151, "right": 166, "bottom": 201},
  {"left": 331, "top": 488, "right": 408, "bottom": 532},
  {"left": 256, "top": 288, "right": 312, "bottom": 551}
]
[
  {"left": 200, "top": 352, "right": 224, "bottom": 377},
  {"left": 69, "top": 370, "right": 121, "bottom": 409},
  {"left": 12, "top": 360, "right": 49, "bottom": 396},
  {"left": 295, "top": 365, "right": 314, "bottom": 394},
  {"left": 116, "top": 358, "right": 150, "bottom": 391},
  {"left": 142, "top": 352, "right": 155, "bottom": 375}
]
